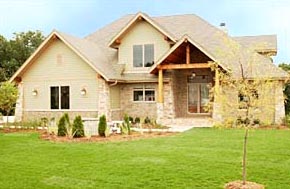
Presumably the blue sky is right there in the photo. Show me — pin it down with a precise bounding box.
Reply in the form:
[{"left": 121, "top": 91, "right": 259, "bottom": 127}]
[{"left": 0, "top": 0, "right": 289, "bottom": 63}]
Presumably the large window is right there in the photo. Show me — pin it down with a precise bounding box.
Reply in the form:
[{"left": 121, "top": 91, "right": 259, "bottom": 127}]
[
  {"left": 133, "top": 86, "right": 155, "bottom": 102},
  {"left": 50, "top": 86, "right": 70, "bottom": 109},
  {"left": 133, "top": 44, "right": 154, "bottom": 67}
]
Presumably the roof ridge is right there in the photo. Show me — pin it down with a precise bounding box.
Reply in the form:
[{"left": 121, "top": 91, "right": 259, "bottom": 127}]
[
  {"left": 152, "top": 13, "right": 198, "bottom": 18},
  {"left": 234, "top": 34, "right": 276, "bottom": 37}
]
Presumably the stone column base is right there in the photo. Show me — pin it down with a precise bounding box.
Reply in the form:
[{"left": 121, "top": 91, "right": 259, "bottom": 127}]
[{"left": 156, "top": 103, "right": 164, "bottom": 124}]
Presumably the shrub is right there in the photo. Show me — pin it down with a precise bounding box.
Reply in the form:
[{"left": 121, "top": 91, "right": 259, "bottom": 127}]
[
  {"left": 128, "top": 116, "right": 134, "bottom": 123},
  {"left": 40, "top": 117, "right": 48, "bottom": 127},
  {"left": 135, "top": 117, "right": 140, "bottom": 124},
  {"left": 98, "top": 115, "right": 107, "bottom": 137},
  {"left": 253, "top": 118, "right": 260, "bottom": 125},
  {"left": 57, "top": 113, "right": 71, "bottom": 137},
  {"left": 57, "top": 116, "right": 67, "bottom": 136},
  {"left": 123, "top": 114, "right": 131, "bottom": 135},
  {"left": 144, "top": 116, "right": 151, "bottom": 124},
  {"left": 72, "top": 115, "right": 84, "bottom": 138}
]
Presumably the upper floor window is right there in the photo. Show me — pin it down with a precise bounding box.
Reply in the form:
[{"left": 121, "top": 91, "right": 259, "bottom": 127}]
[
  {"left": 50, "top": 86, "right": 70, "bottom": 109},
  {"left": 133, "top": 44, "right": 154, "bottom": 67}
]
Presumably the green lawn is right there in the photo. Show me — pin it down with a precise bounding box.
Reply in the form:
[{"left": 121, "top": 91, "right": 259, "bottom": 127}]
[{"left": 0, "top": 129, "right": 289, "bottom": 189}]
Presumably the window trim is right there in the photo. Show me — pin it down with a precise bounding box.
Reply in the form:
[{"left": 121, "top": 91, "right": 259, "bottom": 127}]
[
  {"left": 50, "top": 85, "right": 71, "bottom": 110},
  {"left": 133, "top": 43, "right": 155, "bottom": 68},
  {"left": 133, "top": 86, "right": 155, "bottom": 102}
]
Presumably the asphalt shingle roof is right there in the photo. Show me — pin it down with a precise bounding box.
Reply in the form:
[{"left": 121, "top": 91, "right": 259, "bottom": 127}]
[{"left": 56, "top": 13, "right": 289, "bottom": 81}]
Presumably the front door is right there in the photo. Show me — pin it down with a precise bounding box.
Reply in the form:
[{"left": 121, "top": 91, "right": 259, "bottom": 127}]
[{"left": 188, "top": 83, "right": 210, "bottom": 114}]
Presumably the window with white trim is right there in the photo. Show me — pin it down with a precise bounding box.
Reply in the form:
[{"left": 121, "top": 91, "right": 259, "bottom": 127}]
[
  {"left": 133, "top": 44, "right": 154, "bottom": 67},
  {"left": 133, "top": 86, "right": 155, "bottom": 102},
  {"left": 50, "top": 86, "right": 70, "bottom": 109}
]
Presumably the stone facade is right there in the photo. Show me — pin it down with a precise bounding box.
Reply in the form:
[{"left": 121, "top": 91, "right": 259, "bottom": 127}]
[
  {"left": 14, "top": 82, "right": 24, "bottom": 122},
  {"left": 274, "top": 81, "right": 285, "bottom": 124},
  {"left": 97, "top": 77, "right": 111, "bottom": 119},
  {"left": 211, "top": 81, "right": 285, "bottom": 125},
  {"left": 119, "top": 83, "right": 157, "bottom": 119},
  {"left": 23, "top": 111, "right": 98, "bottom": 122}
]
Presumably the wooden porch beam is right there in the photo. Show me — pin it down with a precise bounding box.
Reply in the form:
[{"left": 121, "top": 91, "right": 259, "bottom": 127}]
[
  {"left": 186, "top": 44, "right": 190, "bottom": 64},
  {"left": 158, "top": 63, "right": 210, "bottom": 70},
  {"left": 158, "top": 69, "right": 164, "bottom": 103}
]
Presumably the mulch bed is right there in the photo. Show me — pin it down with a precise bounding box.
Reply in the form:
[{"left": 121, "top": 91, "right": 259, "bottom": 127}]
[
  {"left": 0, "top": 128, "right": 39, "bottom": 133},
  {"left": 225, "top": 181, "right": 264, "bottom": 189},
  {"left": 40, "top": 131, "right": 176, "bottom": 143}
]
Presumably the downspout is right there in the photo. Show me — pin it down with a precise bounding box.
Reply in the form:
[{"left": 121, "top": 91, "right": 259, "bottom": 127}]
[{"left": 109, "top": 80, "right": 118, "bottom": 87}]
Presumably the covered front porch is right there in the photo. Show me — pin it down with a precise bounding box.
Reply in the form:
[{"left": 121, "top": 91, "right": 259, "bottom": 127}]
[{"left": 150, "top": 36, "right": 220, "bottom": 125}]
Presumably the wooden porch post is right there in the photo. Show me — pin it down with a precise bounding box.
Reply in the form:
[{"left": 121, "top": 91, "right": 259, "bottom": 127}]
[{"left": 158, "top": 69, "right": 164, "bottom": 103}]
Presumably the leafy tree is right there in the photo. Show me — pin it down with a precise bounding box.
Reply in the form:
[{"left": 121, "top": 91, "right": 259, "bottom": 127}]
[
  {"left": 279, "top": 63, "right": 290, "bottom": 114},
  {"left": 0, "top": 82, "right": 18, "bottom": 121},
  {"left": 0, "top": 31, "right": 45, "bottom": 82},
  {"left": 72, "top": 115, "right": 84, "bottom": 138}
]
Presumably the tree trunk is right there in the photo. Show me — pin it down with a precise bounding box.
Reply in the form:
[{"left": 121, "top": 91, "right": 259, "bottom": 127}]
[{"left": 242, "top": 128, "right": 249, "bottom": 185}]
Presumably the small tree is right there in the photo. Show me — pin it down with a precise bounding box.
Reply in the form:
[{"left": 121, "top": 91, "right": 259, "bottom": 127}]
[
  {"left": 98, "top": 115, "right": 107, "bottom": 137},
  {"left": 0, "top": 82, "right": 18, "bottom": 124},
  {"left": 57, "top": 115, "right": 67, "bottom": 136},
  {"left": 210, "top": 62, "right": 274, "bottom": 187},
  {"left": 57, "top": 113, "right": 74, "bottom": 138},
  {"left": 72, "top": 115, "right": 84, "bottom": 138}
]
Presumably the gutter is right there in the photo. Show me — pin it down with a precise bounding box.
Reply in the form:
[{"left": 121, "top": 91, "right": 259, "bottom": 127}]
[{"left": 109, "top": 80, "right": 118, "bottom": 86}]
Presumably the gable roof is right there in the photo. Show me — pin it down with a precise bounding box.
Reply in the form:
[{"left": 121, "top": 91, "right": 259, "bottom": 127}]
[
  {"left": 11, "top": 13, "right": 289, "bottom": 83},
  {"left": 108, "top": 12, "right": 176, "bottom": 48},
  {"left": 151, "top": 14, "right": 288, "bottom": 79},
  {"left": 149, "top": 34, "right": 229, "bottom": 73},
  {"left": 10, "top": 31, "right": 121, "bottom": 82}
]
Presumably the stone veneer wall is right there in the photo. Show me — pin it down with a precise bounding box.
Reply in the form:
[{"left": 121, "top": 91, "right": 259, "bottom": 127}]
[
  {"left": 274, "top": 81, "right": 285, "bottom": 124},
  {"left": 98, "top": 77, "right": 111, "bottom": 120},
  {"left": 15, "top": 82, "right": 24, "bottom": 122},
  {"left": 213, "top": 81, "right": 285, "bottom": 125},
  {"left": 120, "top": 83, "right": 157, "bottom": 119},
  {"left": 23, "top": 111, "right": 98, "bottom": 122}
]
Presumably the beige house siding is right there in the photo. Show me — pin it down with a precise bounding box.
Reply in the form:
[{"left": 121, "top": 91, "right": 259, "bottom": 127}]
[
  {"left": 110, "top": 85, "right": 120, "bottom": 109},
  {"left": 20, "top": 39, "right": 99, "bottom": 120},
  {"left": 118, "top": 20, "right": 171, "bottom": 72}
]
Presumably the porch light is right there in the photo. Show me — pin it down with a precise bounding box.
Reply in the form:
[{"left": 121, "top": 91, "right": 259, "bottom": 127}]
[
  {"left": 191, "top": 72, "right": 196, "bottom": 78},
  {"left": 81, "top": 88, "right": 87, "bottom": 96},
  {"left": 32, "top": 89, "right": 38, "bottom": 96}
]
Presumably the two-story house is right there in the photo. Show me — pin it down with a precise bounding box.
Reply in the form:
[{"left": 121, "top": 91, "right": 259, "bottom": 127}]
[{"left": 10, "top": 12, "right": 288, "bottom": 126}]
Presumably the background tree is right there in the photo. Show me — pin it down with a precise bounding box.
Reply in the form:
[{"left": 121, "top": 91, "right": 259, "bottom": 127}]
[
  {"left": 278, "top": 63, "right": 290, "bottom": 114},
  {"left": 0, "top": 31, "right": 45, "bottom": 82},
  {"left": 0, "top": 82, "right": 18, "bottom": 122}
]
